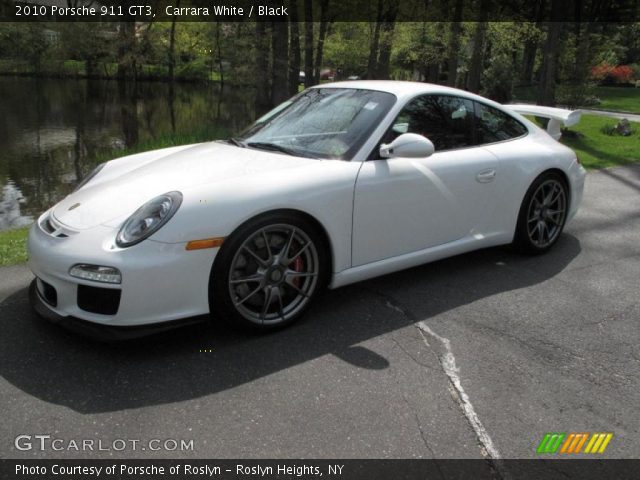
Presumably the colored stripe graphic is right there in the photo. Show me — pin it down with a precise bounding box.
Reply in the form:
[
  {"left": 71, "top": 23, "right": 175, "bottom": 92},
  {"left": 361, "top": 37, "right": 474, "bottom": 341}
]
[
  {"left": 560, "top": 433, "right": 589, "bottom": 454},
  {"left": 584, "top": 433, "right": 613, "bottom": 454},
  {"left": 537, "top": 433, "right": 566, "bottom": 454},
  {"left": 539, "top": 433, "right": 614, "bottom": 454}
]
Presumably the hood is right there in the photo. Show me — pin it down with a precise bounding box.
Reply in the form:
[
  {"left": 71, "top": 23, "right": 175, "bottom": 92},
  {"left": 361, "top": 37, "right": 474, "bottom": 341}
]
[{"left": 53, "top": 142, "right": 315, "bottom": 230}]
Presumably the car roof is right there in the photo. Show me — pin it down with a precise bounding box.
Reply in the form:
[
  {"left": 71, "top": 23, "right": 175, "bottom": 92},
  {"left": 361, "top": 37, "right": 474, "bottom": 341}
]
[{"left": 314, "top": 80, "right": 500, "bottom": 105}]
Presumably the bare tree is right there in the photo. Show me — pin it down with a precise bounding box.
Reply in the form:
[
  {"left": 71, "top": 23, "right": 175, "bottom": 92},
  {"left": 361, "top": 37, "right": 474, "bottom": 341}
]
[
  {"left": 271, "top": 21, "right": 289, "bottom": 105},
  {"left": 255, "top": 22, "right": 271, "bottom": 113},
  {"left": 313, "top": 0, "right": 330, "bottom": 84},
  {"left": 303, "top": 0, "right": 314, "bottom": 87},
  {"left": 288, "top": 0, "right": 301, "bottom": 95}
]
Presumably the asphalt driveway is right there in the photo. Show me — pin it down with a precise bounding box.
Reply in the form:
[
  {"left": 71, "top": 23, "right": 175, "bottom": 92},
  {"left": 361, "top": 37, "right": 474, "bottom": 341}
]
[{"left": 0, "top": 165, "right": 639, "bottom": 460}]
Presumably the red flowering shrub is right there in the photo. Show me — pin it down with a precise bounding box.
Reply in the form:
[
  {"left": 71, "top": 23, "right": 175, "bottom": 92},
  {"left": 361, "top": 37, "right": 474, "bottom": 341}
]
[
  {"left": 591, "top": 62, "right": 614, "bottom": 82},
  {"left": 611, "top": 65, "right": 634, "bottom": 84},
  {"left": 591, "top": 63, "right": 635, "bottom": 85}
]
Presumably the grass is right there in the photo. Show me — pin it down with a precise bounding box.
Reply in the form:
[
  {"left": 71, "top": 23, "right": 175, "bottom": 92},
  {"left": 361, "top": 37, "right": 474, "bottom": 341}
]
[
  {"left": 0, "top": 227, "right": 29, "bottom": 267},
  {"left": 592, "top": 86, "right": 640, "bottom": 113},
  {"left": 92, "top": 127, "right": 229, "bottom": 164},
  {"left": 559, "top": 114, "right": 640, "bottom": 169}
]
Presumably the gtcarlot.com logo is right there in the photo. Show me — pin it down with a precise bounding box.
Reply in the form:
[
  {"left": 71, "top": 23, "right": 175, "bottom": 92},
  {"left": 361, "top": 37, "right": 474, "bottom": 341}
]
[
  {"left": 14, "top": 435, "right": 194, "bottom": 452},
  {"left": 536, "top": 432, "right": 613, "bottom": 454}
]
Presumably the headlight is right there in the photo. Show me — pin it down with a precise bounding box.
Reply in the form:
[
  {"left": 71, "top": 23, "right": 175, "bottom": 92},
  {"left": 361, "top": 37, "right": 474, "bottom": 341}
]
[
  {"left": 116, "top": 191, "right": 183, "bottom": 248},
  {"left": 73, "top": 163, "right": 106, "bottom": 192}
]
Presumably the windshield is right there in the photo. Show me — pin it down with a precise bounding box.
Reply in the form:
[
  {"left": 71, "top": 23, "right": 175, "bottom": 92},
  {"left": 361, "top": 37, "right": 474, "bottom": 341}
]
[{"left": 236, "top": 88, "right": 396, "bottom": 160}]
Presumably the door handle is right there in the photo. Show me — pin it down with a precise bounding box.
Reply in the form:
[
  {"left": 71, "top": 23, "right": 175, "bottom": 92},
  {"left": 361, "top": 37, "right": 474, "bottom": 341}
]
[{"left": 476, "top": 169, "right": 496, "bottom": 183}]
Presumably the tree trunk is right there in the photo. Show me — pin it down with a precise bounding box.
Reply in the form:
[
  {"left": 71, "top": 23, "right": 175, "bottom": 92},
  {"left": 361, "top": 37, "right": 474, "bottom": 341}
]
[
  {"left": 117, "top": 22, "right": 136, "bottom": 80},
  {"left": 446, "top": 0, "right": 464, "bottom": 87},
  {"left": 168, "top": 1, "right": 179, "bottom": 83},
  {"left": 376, "top": 13, "right": 398, "bottom": 79},
  {"left": 366, "top": 0, "right": 383, "bottom": 79},
  {"left": 520, "top": 36, "right": 538, "bottom": 86},
  {"left": 271, "top": 21, "right": 289, "bottom": 106},
  {"left": 572, "top": 21, "right": 597, "bottom": 85},
  {"left": 313, "top": 0, "right": 330, "bottom": 84},
  {"left": 520, "top": 1, "right": 544, "bottom": 86},
  {"left": 537, "top": 20, "right": 563, "bottom": 105},
  {"left": 467, "top": 21, "right": 487, "bottom": 92},
  {"left": 255, "top": 22, "right": 271, "bottom": 114},
  {"left": 216, "top": 21, "right": 224, "bottom": 87},
  {"left": 466, "top": 0, "right": 490, "bottom": 92},
  {"left": 288, "top": 0, "right": 301, "bottom": 95},
  {"left": 303, "top": 0, "right": 314, "bottom": 88}
]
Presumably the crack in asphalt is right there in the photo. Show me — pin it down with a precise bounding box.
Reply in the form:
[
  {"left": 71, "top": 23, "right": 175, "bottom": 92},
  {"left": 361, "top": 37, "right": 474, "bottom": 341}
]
[
  {"left": 390, "top": 335, "right": 434, "bottom": 370},
  {"left": 362, "top": 287, "right": 508, "bottom": 478}
]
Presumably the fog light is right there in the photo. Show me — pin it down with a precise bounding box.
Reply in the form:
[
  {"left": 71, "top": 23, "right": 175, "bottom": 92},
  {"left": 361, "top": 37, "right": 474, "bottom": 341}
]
[{"left": 69, "top": 264, "right": 122, "bottom": 284}]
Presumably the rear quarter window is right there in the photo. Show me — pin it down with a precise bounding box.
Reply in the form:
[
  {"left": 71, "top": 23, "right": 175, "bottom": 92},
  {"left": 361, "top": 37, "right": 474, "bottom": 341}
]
[{"left": 474, "top": 102, "right": 528, "bottom": 144}]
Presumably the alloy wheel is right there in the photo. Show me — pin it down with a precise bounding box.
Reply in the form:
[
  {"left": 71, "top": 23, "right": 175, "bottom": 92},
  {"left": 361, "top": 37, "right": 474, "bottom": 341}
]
[
  {"left": 526, "top": 179, "right": 567, "bottom": 248},
  {"left": 227, "top": 224, "right": 319, "bottom": 325}
]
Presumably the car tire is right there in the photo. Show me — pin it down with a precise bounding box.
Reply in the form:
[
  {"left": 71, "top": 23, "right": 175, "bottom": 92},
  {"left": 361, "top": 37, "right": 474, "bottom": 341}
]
[
  {"left": 210, "top": 212, "right": 329, "bottom": 332},
  {"left": 513, "top": 171, "right": 569, "bottom": 255}
]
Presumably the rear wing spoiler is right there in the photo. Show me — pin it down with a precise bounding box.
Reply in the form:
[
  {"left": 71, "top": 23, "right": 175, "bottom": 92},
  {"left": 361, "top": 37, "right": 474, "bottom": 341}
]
[{"left": 505, "top": 104, "right": 581, "bottom": 140}]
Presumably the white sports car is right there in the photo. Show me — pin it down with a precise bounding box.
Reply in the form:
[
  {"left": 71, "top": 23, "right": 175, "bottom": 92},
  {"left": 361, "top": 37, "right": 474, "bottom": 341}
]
[{"left": 28, "top": 81, "right": 586, "bottom": 338}]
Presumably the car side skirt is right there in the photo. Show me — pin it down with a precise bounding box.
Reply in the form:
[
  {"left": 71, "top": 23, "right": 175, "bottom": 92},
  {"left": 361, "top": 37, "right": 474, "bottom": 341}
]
[{"left": 329, "top": 232, "right": 512, "bottom": 289}]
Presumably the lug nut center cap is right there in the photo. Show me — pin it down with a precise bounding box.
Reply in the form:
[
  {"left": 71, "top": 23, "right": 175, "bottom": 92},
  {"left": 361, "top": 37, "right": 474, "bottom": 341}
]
[{"left": 269, "top": 269, "right": 283, "bottom": 283}]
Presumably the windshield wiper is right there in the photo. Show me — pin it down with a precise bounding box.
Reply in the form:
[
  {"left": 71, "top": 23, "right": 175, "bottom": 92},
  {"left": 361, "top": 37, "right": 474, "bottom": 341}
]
[
  {"left": 246, "top": 142, "right": 317, "bottom": 159},
  {"left": 227, "top": 137, "right": 246, "bottom": 147}
]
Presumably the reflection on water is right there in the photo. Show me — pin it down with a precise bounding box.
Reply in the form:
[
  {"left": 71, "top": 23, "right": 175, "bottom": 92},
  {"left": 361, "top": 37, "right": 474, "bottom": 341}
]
[
  {"left": 0, "top": 181, "right": 33, "bottom": 229},
  {"left": 0, "top": 77, "right": 256, "bottom": 230}
]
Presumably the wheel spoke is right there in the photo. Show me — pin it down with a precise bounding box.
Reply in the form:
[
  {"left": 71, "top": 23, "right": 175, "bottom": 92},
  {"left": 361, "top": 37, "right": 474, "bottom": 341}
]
[
  {"left": 282, "top": 227, "right": 296, "bottom": 260},
  {"left": 242, "top": 244, "right": 268, "bottom": 267},
  {"left": 547, "top": 216, "right": 562, "bottom": 226},
  {"left": 284, "top": 278, "right": 310, "bottom": 298},
  {"left": 234, "top": 284, "right": 263, "bottom": 307},
  {"left": 230, "top": 273, "right": 263, "bottom": 285},
  {"left": 536, "top": 221, "right": 544, "bottom": 243},
  {"left": 261, "top": 229, "right": 273, "bottom": 260},
  {"left": 286, "top": 241, "right": 311, "bottom": 265},
  {"left": 260, "top": 287, "right": 274, "bottom": 320},
  {"left": 276, "top": 288, "right": 285, "bottom": 320},
  {"left": 543, "top": 184, "right": 557, "bottom": 205},
  {"left": 549, "top": 188, "right": 563, "bottom": 206},
  {"left": 286, "top": 270, "right": 317, "bottom": 279}
]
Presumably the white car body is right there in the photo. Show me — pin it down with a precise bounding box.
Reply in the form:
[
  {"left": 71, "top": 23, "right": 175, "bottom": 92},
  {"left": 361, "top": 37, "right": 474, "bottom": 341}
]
[{"left": 27, "top": 81, "right": 586, "bottom": 334}]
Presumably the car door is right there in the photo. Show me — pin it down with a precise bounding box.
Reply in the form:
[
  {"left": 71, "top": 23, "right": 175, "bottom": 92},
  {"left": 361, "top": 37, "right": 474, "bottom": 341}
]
[{"left": 351, "top": 94, "right": 500, "bottom": 267}]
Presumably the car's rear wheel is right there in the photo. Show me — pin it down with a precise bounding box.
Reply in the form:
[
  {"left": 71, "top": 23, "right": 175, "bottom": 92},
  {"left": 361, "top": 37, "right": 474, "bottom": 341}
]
[
  {"left": 513, "top": 172, "right": 569, "bottom": 254},
  {"left": 211, "top": 213, "right": 328, "bottom": 332}
]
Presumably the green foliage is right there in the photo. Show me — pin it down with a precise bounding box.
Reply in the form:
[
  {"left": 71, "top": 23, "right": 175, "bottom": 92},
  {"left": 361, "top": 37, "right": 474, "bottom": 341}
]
[
  {"left": 594, "top": 86, "right": 640, "bottom": 113},
  {"left": 481, "top": 52, "right": 514, "bottom": 103},
  {"left": 323, "top": 22, "right": 371, "bottom": 77}
]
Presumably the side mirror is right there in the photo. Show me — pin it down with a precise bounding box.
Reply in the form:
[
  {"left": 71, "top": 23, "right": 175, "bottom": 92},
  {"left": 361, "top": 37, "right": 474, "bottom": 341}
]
[{"left": 379, "top": 133, "right": 435, "bottom": 159}]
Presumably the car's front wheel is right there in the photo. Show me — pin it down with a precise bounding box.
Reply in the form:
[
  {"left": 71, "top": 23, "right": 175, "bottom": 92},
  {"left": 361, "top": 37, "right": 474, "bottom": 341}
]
[
  {"left": 513, "top": 171, "right": 569, "bottom": 254},
  {"left": 211, "top": 213, "right": 328, "bottom": 332}
]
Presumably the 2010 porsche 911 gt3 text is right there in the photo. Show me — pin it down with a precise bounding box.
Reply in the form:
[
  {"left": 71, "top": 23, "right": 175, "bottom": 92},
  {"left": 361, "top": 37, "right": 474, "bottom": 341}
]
[{"left": 27, "top": 81, "right": 586, "bottom": 337}]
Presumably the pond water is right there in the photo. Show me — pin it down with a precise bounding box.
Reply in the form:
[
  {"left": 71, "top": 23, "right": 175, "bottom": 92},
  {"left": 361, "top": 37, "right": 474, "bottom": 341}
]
[{"left": 0, "top": 77, "right": 255, "bottom": 230}]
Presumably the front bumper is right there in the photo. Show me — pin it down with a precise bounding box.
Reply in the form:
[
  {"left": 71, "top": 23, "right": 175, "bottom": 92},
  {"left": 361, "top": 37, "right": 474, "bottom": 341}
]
[
  {"left": 27, "top": 216, "right": 217, "bottom": 329},
  {"left": 30, "top": 280, "right": 205, "bottom": 341}
]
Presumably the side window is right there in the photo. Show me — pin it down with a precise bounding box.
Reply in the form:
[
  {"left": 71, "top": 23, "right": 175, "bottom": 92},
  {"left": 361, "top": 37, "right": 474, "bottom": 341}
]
[
  {"left": 474, "top": 102, "right": 528, "bottom": 144},
  {"left": 387, "top": 95, "right": 475, "bottom": 152}
]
